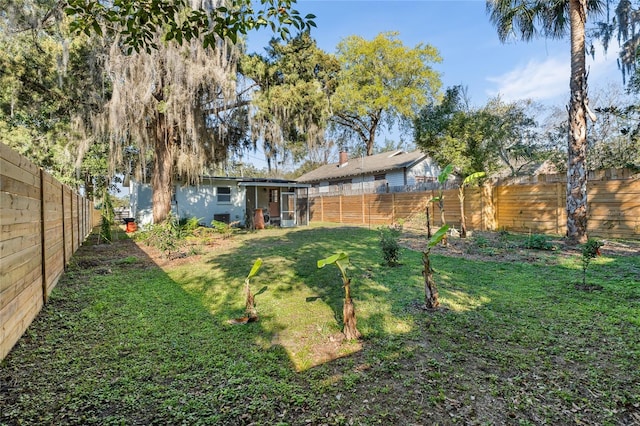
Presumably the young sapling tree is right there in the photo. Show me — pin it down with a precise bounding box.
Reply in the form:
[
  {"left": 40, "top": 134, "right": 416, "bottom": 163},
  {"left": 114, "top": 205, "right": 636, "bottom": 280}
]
[
  {"left": 423, "top": 225, "right": 449, "bottom": 309},
  {"left": 229, "top": 258, "right": 263, "bottom": 324},
  {"left": 431, "top": 164, "right": 453, "bottom": 245},
  {"left": 244, "top": 258, "right": 262, "bottom": 321},
  {"left": 581, "top": 239, "right": 603, "bottom": 287},
  {"left": 317, "top": 252, "right": 362, "bottom": 340}
]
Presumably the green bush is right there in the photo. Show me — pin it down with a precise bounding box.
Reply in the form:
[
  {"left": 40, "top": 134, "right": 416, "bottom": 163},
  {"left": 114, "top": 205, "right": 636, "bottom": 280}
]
[
  {"left": 211, "top": 220, "right": 233, "bottom": 238},
  {"left": 524, "top": 234, "right": 555, "bottom": 251},
  {"left": 379, "top": 226, "right": 402, "bottom": 266},
  {"left": 474, "top": 235, "right": 490, "bottom": 248},
  {"left": 179, "top": 216, "right": 203, "bottom": 233},
  {"left": 581, "top": 238, "right": 604, "bottom": 286}
]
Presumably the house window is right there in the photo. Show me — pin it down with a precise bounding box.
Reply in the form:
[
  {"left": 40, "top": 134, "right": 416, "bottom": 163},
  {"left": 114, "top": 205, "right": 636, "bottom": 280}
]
[
  {"left": 269, "top": 189, "right": 279, "bottom": 203},
  {"left": 217, "top": 186, "right": 231, "bottom": 203},
  {"left": 374, "top": 174, "right": 386, "bottom": 181}
]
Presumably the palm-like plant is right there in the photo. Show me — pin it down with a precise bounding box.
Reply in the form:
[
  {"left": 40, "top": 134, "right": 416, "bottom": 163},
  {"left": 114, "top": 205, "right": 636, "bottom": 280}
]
[
  {"left": 431, "top": 163, "right": 454, "bottom": 244},
  {"left": 317, "top": 252, "right": 362, "bottom": 340},
  {"left": 423, "top": 225, "right": 450, "bottom": 309},
  {"left": 486, "top": 0, "right": 607, "bottom": 244}
]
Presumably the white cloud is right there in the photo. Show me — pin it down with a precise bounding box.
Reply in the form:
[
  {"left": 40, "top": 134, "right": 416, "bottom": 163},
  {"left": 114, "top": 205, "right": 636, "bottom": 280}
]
[
  {"left": 486, "top": 42, "right": 621, "bottom": 104},
  {"left": 486, "top": 56, "right": 569, "bottom": 103}
]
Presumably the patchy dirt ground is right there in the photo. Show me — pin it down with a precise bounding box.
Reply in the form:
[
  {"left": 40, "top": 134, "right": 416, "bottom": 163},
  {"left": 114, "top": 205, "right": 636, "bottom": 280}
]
[{"left": 398, "top": 227, "right": 640, "bottom": 264}]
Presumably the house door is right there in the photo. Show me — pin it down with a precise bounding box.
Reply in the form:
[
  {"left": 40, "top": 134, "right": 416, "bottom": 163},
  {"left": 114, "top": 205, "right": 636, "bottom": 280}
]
[{"left": 280, "top": 192, "right": 296, "bottom": 227}]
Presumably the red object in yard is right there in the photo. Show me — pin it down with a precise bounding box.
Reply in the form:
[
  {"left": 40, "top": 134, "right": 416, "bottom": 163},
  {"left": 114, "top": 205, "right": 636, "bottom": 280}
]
[
  {"left": 254, "top": 208, "right": 265, "bottom": 229},
  {"left": 123, "top": 218, "right": 137, "bottom": 233}
]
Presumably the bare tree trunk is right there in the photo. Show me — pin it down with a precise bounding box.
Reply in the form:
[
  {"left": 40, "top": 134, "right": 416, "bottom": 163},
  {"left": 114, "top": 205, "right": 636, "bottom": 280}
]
[
  {"left": 342, "top": 279, "right": 362, "bottom": 340},
  {"left": 152, "top": 114, "right": 174, "bottom": 224},
  {"left": 439, "top": 199, "right": 447, "bottom": 246},
  {"left": 426, "top": 205, "right": 432, "bottom": 238},
  {"left": 423, "top": 250, "right": 439, "bottom": 309},
  {"left": 245, "top": 284, "right": 258, "bottom": 321},
  {"left": 566, "top": 0, "right": 589, "bottom": 244}
]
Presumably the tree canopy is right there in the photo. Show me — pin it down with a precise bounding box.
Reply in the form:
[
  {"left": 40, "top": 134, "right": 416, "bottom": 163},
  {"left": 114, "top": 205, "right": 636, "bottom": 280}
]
[
  {"left": 330, "top": 31, "right": 442, "bottom": 156},
  {"left": 0, "top": 0, "right": 110, "bottom": 190},
  {"left": 64, "top": 0, "right": 316, "bottom": 53},
  {"left": 241, "top": 32, "right": 339, "bottom": 171}
]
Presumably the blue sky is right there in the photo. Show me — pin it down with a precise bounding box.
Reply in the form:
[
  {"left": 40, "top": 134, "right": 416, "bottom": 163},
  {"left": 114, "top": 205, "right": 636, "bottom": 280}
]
[{"left": 242, "top": 0, "right": 625, "bottom": 167}]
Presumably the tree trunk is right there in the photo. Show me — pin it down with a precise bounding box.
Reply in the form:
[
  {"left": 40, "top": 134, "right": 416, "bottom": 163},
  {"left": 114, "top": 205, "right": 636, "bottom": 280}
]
[
  {"left": 566, "top": 0, "right": 589, "bottom": 244},
  {"left": 342, "top": 279, "right": 362, "bottom": 340},
  {"left": 245, "top": 284, "right": 258, "bottom": 320},
  {"left": 152, "top": 114, "right": 174, "bottom": 224},
  {"left": 459, "top": 188, "right": 467, "bottom": 238},
  {"left": 365, "top": 112, "right": 381, "bottom": 156},
  {"left": 423, "top": 251, "right": 439, "bottom": 309},
  {"left": 439, "top": 199, "right": 447, "bottom": 246},
  {"left": 426, "top": 205, "right": 432, "bottom": 238}
]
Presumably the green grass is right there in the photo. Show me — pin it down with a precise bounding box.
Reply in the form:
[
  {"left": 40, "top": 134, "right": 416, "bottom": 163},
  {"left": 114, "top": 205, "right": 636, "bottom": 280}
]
[{"left": 1, "top": 224, "right": 639, "bottom": 425}]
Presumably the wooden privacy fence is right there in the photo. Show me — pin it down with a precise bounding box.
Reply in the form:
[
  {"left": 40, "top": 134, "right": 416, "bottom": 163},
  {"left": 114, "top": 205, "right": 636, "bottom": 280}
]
[
  {"left": 308, "top": 179, "right": 640, "bottom": 239},
  {"left": 1, "top": 143, "right": 99, "bottom": 360}
]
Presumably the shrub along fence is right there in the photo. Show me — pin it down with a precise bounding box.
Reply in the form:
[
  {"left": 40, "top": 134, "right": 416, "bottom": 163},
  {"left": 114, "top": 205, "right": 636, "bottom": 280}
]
[
  {"left": 308, "top": 176, "right": 640, "bottom": 239},
  {"left": 1, "top": 143, "right": 99, "bottom": 360}
]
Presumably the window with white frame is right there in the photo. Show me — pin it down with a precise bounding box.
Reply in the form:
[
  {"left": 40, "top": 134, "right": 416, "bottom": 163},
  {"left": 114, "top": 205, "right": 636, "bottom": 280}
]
[{"left": 217, "top": 186, "right": 231, "bottom": 203}]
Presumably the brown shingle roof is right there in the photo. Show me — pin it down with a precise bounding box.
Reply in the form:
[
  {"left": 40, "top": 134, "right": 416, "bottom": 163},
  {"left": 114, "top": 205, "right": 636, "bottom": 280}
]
[{"left": 297, "top": 150, "right": 427, "bottom": 183}]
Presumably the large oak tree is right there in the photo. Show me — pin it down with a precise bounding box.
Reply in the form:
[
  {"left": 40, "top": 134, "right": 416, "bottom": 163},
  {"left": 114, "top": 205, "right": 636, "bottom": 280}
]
[{"left": 330, "top": 31, "right": 442, "bottom": 156}]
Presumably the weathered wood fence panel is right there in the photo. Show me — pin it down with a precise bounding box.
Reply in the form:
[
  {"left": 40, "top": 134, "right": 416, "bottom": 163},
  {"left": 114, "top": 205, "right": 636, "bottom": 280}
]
[
  {"left": 1, "top": 143, "right": 97, "bottom": 361},
  {"left": 309, "top": 178, "right": 640, "bottom": 239}
]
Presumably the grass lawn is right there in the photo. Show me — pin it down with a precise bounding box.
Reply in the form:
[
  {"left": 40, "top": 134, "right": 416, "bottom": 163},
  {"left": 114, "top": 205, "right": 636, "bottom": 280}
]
[{"left": 1, "top": 224, "right": 639, "bottom": 425}]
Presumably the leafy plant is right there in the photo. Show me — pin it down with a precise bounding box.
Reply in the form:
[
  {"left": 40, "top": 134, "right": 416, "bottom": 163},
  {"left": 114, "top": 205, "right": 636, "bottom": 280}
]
[
  {"left": 581, "top": 238, "right": 604, "bottom": 286},
  {"left": 244, "top": 258, "right": 263, "bottom": 322},
  {"left": 317, "top": 252, "right": 362, "bottom": 340},
  {"left": 423, "top": 225, "right": 449, "bottom": 309},
  {"left": 179, "top": 216, "right": 203, "bottom": 232},
  {"left": 473, "top": 235, "right": 490, "bottom": 248},
  {"left": 211, "top": 220, "right": 233, "bottom": 238},
  {"left": 138, "top": 214, "right": 184, "bottom": 257},
  {"left": 524, "top": 233, "right": 555, "bottom": 251},
  {"left": 99, "top": 190, "right": 115, "bottom": 244},
  {"left": 379, "top": 226, "right": 402, "bottom": 266},
  {"left": 431, "top": 164, "right": 453, "bottom": 245}
]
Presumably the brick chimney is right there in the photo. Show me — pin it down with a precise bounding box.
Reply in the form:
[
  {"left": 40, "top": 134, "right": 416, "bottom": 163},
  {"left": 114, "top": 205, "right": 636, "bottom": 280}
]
[{"left": 339, "top": 151, "right": 348, "bottom": 167}]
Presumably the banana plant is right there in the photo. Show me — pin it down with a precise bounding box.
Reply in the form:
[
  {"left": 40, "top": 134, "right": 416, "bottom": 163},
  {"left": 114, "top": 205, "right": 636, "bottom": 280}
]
[
  {"left": 431, "top": 164, "right": 453, "bottom": 245},
  {"left": 317, "top": 252, "right": 362, "bottom": 340},
  {"left": 242, "top": 258, "right": 262, "bottom": 322},
  {"left": 458, "top": 171, "right": 486, "bottom": 238},
  {"left": 423, "top": 225, "right": 449, "bottom": 309}
]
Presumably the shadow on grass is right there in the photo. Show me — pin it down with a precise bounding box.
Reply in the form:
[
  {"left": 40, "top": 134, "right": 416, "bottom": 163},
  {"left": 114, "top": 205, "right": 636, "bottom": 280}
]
[
  {"left": 3, "top": 226, "right": 638, "bottom": 425},
  {"left": 0, "top": 229, "right": 308, "bottom": 425},
  {"left": 196, "top": 225, "right": 497, "bottom": 370}
]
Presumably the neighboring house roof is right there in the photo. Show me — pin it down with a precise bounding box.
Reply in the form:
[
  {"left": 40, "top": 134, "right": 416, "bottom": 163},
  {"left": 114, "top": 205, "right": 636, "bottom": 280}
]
[
  {"left": 297, "top": 150, "right": 428, "bottom": 183},
  {"left": 172, "top": 176, "right": 309, "bottom": 188}
]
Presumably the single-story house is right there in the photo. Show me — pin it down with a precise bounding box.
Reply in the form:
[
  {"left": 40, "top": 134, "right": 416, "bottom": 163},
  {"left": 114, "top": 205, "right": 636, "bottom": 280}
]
[
  {"left": 296, "top": 150, "right": 442, "bottom": 194},
  {"left": 129, "top": 176, "right": 310, "bottom": 228}
]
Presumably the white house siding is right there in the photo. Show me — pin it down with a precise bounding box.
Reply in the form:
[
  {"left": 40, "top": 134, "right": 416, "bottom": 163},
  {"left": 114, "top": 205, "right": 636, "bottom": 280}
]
[
  {"left": 129, "top": 181, "right": 154, "bottom": 226},
  {"left": 175, "top": 179, "right": 245, "bottom": 226},
  {"left": 406, "top": 158, "right": 440, "bottom": 185},
  {"left": 351, "top": 175, "right": 375, "bottom": 184},
  {"left": 386, "top": 169, "right": 406, "bottom": 187},
  {"left": 130, "top": 179, "right": 246, "bottom": 227}
]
